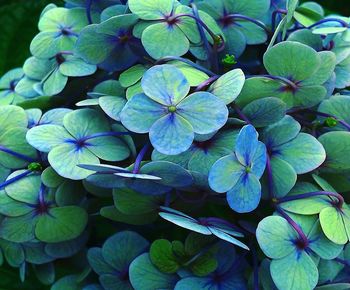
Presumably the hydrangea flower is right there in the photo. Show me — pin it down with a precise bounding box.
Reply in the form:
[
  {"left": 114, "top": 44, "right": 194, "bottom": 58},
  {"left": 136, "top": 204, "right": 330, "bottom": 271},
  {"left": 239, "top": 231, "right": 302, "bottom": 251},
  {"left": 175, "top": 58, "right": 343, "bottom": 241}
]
[
  {"left": 0, "top": 68, "right": 25, "bottom": 105},
  {"left": 209, "top": 125, "right": 267, "bottom": 213},
  {"left": 26, "top": 108, "right": 130, "bottom": 179},
  {"left": 76, "top": 14, "right": 141, "bottom": 72},
  {"left": 120, "top": 65, "right": 228, "bottom": 155},
  {"left": 30, "top": 7, "right": 89, "bottom": 58}
]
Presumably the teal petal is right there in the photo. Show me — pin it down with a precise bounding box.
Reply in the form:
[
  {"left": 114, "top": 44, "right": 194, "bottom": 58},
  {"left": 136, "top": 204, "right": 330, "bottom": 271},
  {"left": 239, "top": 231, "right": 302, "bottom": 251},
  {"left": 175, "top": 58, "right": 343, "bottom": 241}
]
[
  {"left": 256, "top": 216, "right": 297, "bottom": 259},
  {"left": 149, "top": 113, "right": 194, "bottom": 155},
  {"left": 262, "top": 115, "right": 301, "bottom": 148},
  {"left": 142, "top": 23, "right": 189, "bottom": 59},
  {"left": 129, "top": 253, "right": 179, "bottom": 290},
  {"left": 141, "top": 65, "right": 190, "bottom": 106},
  {"left": 120, "top": 94, "right": 167, "bottom": 133},
  {"left": 63, "top": 109, "right": 109, "bottom": 139},
  {"left": 42, "top": 69, "right": 68, "bottom": 96},
  {"left": 226, "top": 173, "right": 261, "bottom": 213},
  {"left": 270, "top": 250, "right": 318, "bottom": 290},
  {"left": 26, "top": 124, "right": 72, "bottom": 152},
  {"left": 307, "top": 220, "right": 343, "bottom": 260},
  {"left": 177, "top": 92, "right": 228, "bottom": 134},
  {"left": 0, "top": 105, "right": 28, "bottom": 134},
  {"left": 264, "top": 41, "right": 320, "bottom": 81},
  {"left": 242, "top": 97, "right": 286, "bottom": 128},
  {"left": 208, "top": 69, "right": 245, "bottom": 105},
  {"left": 208, "top": 154, "right": 244, "bottom": 193},
  {"left": 59, "top": 56, "right": 97, "bottom": 77},
  {"left": 48, "top": 143, "right": 99, "bottom": 180},
  {"left": 128, "top": 0, "right": 173, "bottom": 20},
  {"left": 275, "top": 133, "right": 326, "bottom": 174},
  {"left": 0, "top": 213, "right": 36, "bottom": 243}
]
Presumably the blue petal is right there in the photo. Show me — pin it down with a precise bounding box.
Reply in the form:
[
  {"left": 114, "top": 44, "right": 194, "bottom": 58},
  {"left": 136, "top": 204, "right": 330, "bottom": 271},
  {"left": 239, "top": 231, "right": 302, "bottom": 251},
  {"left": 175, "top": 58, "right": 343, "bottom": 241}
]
[
  {"left": 235, "top": 125, "right": 259, "bottom": 166},
  {"left": 251, "top": 142, "right": 267, "bottom": 178},
  {"left": 149, "top": 113, "right": 194, "bottom": 155},
  {"left": 226, "top": 173, "right": 261, "bottom": 213}
]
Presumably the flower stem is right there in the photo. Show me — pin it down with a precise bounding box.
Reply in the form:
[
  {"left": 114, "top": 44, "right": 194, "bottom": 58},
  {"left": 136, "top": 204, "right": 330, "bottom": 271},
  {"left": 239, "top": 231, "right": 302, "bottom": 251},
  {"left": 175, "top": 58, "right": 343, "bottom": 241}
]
[
  {"left": 132, "top": 143, "right": 151, "bottom": 174},
  {"left": 308, "top": 110, "right": 350, "bottom": 131},
  {"left": 232, "top": 103, "right": 251, "bottom": 124},
  {"left": 86, "top": 0, "right": 93, "bottom": 24},
  {"left": 0, "top": 146, "right": 36, "bottom": 163},
  {"left": 276, "top": 191, "right": 344, "bottom": 208},
  {"left": 276, "top": 206, "right": 309, "bottom": 247},
  {"left": 194, "top": 75, "right": 219, "bottom": 92},
  {"left": 308, "top": 18, "right": 349, "bottom": 29},
  {"left": 266, "top": 154, "right": 274, "bottom": 200},
  {"left": 156, "top": 56, "right": 216, "bottom": 76},
  {"left": 225, "top": 14, "right": 270, "bottom": 36},
  {"left": 0, "top": 170, "right": 32, "bottom": 190},
  {"left": 272, "top": 9, "right": 287, "bottom": 32}
]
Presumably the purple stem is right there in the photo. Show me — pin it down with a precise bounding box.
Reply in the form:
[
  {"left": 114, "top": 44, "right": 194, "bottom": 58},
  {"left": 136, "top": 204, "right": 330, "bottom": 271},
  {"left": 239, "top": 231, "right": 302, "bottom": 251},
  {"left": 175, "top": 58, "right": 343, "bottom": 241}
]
[
  {"left": 232, "top": 103, "right": 251, "bottom": 124},
  {"left": 335, "top": 257, "right": 350, "bottom": 267},
  {"left": 0, "top": 146, "right": 36, "bottom": 163},
  {"left": 194, "top": 75, "right": 220, "bottom": 92},
  {"left": 258, "top": 74, "right": 298, "bottom": 90},
  {"left": 132, "top": 143, "right": 151, "bottom": 174},
  {"left": 86, "top": 0, "right": 93, "bottom": 24},
  {"left": 225, "top": 14, "right": 270, "bottom": 36},
  {"left": 156, "top": 56, "right": 216, "bottom": 76},
  {"left": 277, "top": 191, "right": 344, "bottom": 208},
  {"left": 308, "top": 18, "right": 349, "bottom": 29},
  {"left": 272, "top": 9, "right": 287, "bottom": 32},
  {"left": 266, "top": 154, "right": 274, "bottom": 199},
  {"left": 308, "top": 110, "right": 350, "bottom": 131},
  {"left": 171, "top": 13, "right": 221, "bottom": 44},
  {"left": 277, "top": 207, "right": 309, "bottom": 246},
  {"left": 38, "top": 183, "right": 45, "bottom": 206},
  {"left": 0, "top": 170, "right": 32, "bottom": 190},
  {"left": 191, "top": 3, "right": 215, "bottom": 71}
]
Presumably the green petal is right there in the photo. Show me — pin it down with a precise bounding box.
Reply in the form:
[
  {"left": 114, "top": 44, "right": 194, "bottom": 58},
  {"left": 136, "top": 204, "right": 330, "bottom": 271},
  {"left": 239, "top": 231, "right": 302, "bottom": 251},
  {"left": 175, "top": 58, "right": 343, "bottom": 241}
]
[
  {"left": 0, "top": 105, "right": 27, "bottom": 134},
  {"left": 270, "top": 250, "right": 318, "bottom": 290},
  {"left": 149, "top": 113, "right": 194, "bottom": 155},
  {"left": 209, "top": 69, "right": 245, "bottom": 104},
  {"left": 256, "top": 216, "right": 297, "bottom": 259},
  {"left": 319, "top": 206, "right": 349, "bottom": 245},
  {"left": 119, "top": 64, "right": 147, "bottom": 88},
  {"left": 141, "top": 65, "right": 190, "bottom": 106},
  {"left": 48, "top": 143, "right": 99, "bottom": 180},
  {"left": 142, "top": 23, "right": 189, "bottom": 59},
  {"left": 294, "top": 85, "right": 327, "bottom": 108},
  {"left": 264, "top": 41, "right": 320, "bottom": 81},
  {"left": 0, "top": 213, "right": 36, "bottom": 243},
  {"left": 35, "top": 206, "right": 88, "bottom": 243},
  {"left": 59, "top": 57, "right": 97, "bottom": 77},
  {"left": 42, "top": 69, "right": 68, "bottom": 96},
  {"left": 177, "top": 92, "right": 228, "bottom": 134},
  {"left": 303, "top": 51, "right": 336, "bottom": 85}
]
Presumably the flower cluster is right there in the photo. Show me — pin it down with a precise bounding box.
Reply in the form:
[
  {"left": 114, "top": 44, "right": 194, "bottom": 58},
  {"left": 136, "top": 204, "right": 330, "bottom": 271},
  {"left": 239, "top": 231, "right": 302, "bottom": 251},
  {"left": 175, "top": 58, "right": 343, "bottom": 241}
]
[{"left": 0, "top": 0, "right": 350, "bottom": 289}]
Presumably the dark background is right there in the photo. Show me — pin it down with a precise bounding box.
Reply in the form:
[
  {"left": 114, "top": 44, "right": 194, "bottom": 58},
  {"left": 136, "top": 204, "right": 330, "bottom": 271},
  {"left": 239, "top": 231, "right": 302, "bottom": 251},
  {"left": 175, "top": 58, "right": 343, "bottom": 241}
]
[{"left": 0, "top": 0, "right": 348, "bottom": 75}]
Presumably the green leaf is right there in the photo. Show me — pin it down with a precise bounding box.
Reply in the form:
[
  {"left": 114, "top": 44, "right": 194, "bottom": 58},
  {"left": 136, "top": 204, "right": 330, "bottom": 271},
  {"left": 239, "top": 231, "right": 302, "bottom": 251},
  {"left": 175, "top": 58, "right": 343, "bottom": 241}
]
[
  {"left": 150, "top": 239, "right": 180, "bottom": 273},
  {"left": 293, "top": 6, "right": 323, "bottom": 27},
  {"left": 35, "top": 206, "right": 88, "bottom": 243},
  {"left": 190, "top": 252, "right": 218, "bottom": 277}
]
